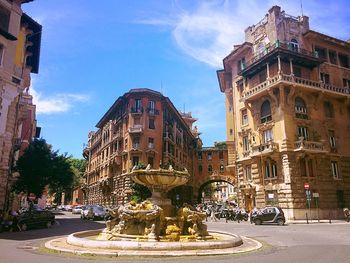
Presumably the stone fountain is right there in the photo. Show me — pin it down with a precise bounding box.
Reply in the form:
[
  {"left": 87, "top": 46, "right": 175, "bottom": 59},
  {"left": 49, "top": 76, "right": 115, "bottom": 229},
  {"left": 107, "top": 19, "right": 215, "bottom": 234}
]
[
  {"left": 98, "top": 165, "right": 211, "bottom": 242},
  {"left": 45, "top": 165, "right": 262, "bottom": 257}
]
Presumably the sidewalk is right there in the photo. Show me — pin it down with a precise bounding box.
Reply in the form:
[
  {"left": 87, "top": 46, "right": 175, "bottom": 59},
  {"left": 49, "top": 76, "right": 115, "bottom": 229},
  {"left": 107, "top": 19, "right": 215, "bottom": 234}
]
[{"left": 287, "top": 219, "right": 349, "bottom": 224}]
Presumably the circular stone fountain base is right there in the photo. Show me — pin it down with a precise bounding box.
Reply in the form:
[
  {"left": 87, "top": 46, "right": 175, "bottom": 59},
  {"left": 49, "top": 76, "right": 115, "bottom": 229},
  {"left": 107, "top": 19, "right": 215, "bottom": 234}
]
[{"left": 45, "top": 229, "right": 262, "bottom": 257}]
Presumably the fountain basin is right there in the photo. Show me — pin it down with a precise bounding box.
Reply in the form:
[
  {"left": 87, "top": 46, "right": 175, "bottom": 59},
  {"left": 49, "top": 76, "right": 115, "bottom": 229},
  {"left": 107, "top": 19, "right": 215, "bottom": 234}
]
[
  {"left": 67, "top": 229, "right": 242, "bottom": 250},
  {"left": 129, "top": 168, "right": 189, "bottom": 192}
]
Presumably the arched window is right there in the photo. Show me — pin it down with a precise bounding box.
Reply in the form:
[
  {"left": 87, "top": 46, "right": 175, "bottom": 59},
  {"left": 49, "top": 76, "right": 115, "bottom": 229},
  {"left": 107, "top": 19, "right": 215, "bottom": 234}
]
[
  {"left": 289, "top": 39, "right": 299, "bottom": 52},
  {"left": 295, "top": 97, "right": 308, "bottom": 119},
  {"left": 208, "top": 165, "right": 213, "bottom": 173},
  {"left": 260, "top": 100, "right": 272, "bottom": 123}
]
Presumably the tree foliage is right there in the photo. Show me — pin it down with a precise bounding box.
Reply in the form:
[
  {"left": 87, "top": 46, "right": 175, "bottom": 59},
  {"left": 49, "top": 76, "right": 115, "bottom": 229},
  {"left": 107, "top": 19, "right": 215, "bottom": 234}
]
[
  {"left": 130, "top": 183, "right": 151, "bottom": 203},
  {"left": 12, "top": 138, "right": 76, "bottom": 199}
]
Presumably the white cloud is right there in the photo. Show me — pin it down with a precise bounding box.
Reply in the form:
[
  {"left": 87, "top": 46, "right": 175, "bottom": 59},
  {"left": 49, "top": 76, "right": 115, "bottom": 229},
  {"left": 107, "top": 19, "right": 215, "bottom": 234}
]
[
  {"left": 138, "top": 0, "right": 350, "bottom": 67},
  {"left": 31, "top": 87, "right": 90, "bottom": 115}
]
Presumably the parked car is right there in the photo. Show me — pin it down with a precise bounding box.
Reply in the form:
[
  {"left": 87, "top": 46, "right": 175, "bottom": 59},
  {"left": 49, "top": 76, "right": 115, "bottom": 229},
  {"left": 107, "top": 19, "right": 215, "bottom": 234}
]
[
  {"left": 72, "top": 205, "right": 85, "bottom": 214},
  {"left": 81, "top": 205, "right": 106, "bottom": 220},
  {"left": 17, "top": 207, "right": 55, "bottom": 231},
  {"left": 251, "top": 207, "right": 285, "bottom": 226}
]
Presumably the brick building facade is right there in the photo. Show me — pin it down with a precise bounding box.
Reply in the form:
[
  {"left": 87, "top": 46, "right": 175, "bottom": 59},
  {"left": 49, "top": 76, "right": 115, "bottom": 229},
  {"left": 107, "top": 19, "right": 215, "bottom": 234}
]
[{"left": 83, "top": 89, "right": 201, "bottom": 206}]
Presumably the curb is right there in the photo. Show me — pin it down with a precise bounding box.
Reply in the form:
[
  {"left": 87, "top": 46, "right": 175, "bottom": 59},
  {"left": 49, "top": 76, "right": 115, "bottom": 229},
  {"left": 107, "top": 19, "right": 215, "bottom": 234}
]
[{"left": 44, "top": 235, "right": 262, "bottom": 257}]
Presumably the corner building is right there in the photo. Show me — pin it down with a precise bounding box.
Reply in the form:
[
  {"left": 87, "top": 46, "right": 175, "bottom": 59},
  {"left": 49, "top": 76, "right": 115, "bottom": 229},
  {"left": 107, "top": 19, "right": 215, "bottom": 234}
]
[
  {"left": 83, "top": 89, "right": 199, "bottom": 206},
  {"left": 218, "top": 6, "right": 350, "bottom": 219},
  {"left": 0, "top": 0, "right": 41, "bottom": 210}
]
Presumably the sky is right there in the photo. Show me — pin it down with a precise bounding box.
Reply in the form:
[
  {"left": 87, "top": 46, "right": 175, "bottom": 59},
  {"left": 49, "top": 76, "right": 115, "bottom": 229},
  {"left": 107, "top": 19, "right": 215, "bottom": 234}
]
[{"left": 22, "top": 0, "right": 350, "bottom": 158}]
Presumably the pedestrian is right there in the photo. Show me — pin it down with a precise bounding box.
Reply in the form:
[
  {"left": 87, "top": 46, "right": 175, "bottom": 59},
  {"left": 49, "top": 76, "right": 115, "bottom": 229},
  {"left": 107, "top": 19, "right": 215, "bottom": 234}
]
[{"left": 210, "top": 207, "right": 217, "bottom": 222}]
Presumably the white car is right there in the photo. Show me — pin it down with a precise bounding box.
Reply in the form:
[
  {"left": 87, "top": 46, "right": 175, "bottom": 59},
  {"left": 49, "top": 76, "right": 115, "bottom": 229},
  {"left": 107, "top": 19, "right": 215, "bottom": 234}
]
[{"left": 72, "top": 205, "right": 85, "bottom": 214}]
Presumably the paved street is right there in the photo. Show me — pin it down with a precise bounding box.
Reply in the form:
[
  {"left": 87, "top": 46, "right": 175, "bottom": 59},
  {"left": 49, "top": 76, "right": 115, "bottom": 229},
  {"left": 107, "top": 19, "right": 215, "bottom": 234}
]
[{"left": 0, "top": 212, "right": 349, "bottom": 263}]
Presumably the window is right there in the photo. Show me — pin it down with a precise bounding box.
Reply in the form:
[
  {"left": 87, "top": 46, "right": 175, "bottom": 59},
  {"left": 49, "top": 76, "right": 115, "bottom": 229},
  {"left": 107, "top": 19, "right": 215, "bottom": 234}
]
[
  {"left": 149, "top": 118, "right": 155, "bottom": 129},
  {"left": 147, "top": 157, "right": 154, "bottom": 168},
  {"left": 220, "top": 164, "right": 225, "bottom": 173},
  {"left": 295, "top": 97, "right": 308, "bottom": 119},
  {"left": 244, "top": 165, "right": 252, "bottom": 181},
  {"left": 148, "top": 137, "right": 154, "bottom": 149},
  {"left": 0, "top": 6, "right": 10, "bottom": 32},
  {"left": 124, "top": 138, "right": 128, "bottom": 149},
  {"left": 300, "top": 158, "right": 307, "bottom": 177},
  {"left": 198, "top": 164, "right": 202, "bottom": 173},
  {"left": 208, "top": 165, "right": 213, "bottom": 173},
  {"left": 329, "top": 130, "right": 336, "bottom": 148},
  {"left": 331, "top": 161, "right": 339, "bottom": 179},
  {"left": 198, "top": 152, "right": 202, "bottom": 160},
  {"left": 329, "top": 50, "right": 337, "bottom": 64},
  {"left": 343, "top": 79, "right": 350, "bottom": 88},
  {"left": 293, "top": 66, "right": 302, "bottom": 77},
  {"left": 132, "top": 156, "right": 139, "bottom": 166},
  {"left": 297, "top": 126, "right": 309, "bottom": 140},
  {"left": 135, "top": 99, "right": 142, "bottom": 111},
  {"left": 260, "top": 100, "right": 272, "bottom": 123},
  {"left": 149, "top": 100, "right": 155, "bottom": 110},
  {"left": 219, "top": 151, "right": 224, "bottom": 160},
  {"left": 320, "top": 73, "right": 330, "bottom": 84},
  {"left": 289, "top": 39, "right": 299, "bottom": 52},
  {"left": 241, "top": 109, "right": 248, "bottom": 126},
  {"left": 256, "top": 43, "right": 265, "bottom": 57},
  {"left": 315, "top": 46, "right": 327, "bottom": 60},
  {"left": 132, "top": 137, "right": 140, "bottom": 149},
  {"left": 207, "top": 152, "right": 212, "bottom": 160},
  {"left": 237, "top": 57, "right": 245, "bottom": 71},
  {"left": 263, "top": 129, "right": 273, "bottom": 143},
  {"left": 324, "top": 101, "right": 334, "bottom": 118},
  {"left": 229, "top": 129, "right": 233, "bottom": 135},
  {"left": 265, "top": 159, "right": 277, "bottom": 179},
  {"left": 338, "top": 53, "right": 349, "bottom": 68},
  {"left": 243, "top": 136, "right": 250, "bottom": 152},
  {"left": 258, "top": 69, "right": 267, "bottom": 83}
]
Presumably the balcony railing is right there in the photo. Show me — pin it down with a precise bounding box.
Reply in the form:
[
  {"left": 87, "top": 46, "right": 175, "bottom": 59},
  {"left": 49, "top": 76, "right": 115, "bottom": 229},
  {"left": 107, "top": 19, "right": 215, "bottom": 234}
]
[
  {"left": 241, "top": 41, "right": 319, "bottom": 72},
  {"left": 146, "top": 108, "right": 159, "bottom": 115},
  {"left": 294, "top": 138, "right": 326, "bottom": 152},
  {"left": 128, "top": 125, "right": 143, "bottom": 134},
  {"left": 251, "top": 141, "right": 279, "bottom": 156},
  {"left": 242, "top": 73, "right": 350, "bottom": 101},
  {"left": 130, "top": 107, "right": 143, "bottom": 114}
]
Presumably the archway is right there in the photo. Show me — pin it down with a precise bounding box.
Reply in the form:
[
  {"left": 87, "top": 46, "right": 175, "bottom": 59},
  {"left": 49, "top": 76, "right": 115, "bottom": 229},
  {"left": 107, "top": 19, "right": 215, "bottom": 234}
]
[{"left": 196, "top": 174, "right": 236, "bottom": 204}]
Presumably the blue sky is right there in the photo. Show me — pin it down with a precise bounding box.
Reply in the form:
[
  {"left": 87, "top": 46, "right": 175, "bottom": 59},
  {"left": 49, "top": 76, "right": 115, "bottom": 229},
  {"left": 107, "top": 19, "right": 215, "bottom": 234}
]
[{"left": 22, "top": 0, "right": 350, "bottom": 158}]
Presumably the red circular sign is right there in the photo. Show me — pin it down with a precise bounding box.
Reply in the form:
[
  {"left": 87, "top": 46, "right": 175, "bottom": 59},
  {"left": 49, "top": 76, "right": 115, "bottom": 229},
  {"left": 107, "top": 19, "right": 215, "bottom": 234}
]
[{"left": 304, "top": 183, "right": 310, "bottom": 190}]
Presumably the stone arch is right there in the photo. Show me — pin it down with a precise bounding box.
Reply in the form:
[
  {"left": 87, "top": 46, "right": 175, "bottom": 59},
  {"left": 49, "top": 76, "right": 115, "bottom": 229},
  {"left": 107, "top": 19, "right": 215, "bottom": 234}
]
[{"left": 195, "top": 174, "right": 236, "bottom": 203}]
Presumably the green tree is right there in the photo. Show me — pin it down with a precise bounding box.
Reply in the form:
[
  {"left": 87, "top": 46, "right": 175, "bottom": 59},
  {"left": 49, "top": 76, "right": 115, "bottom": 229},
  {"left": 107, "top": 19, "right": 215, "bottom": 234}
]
[
  {"left": 12, "top": 138, "right": 76, "bottom": 200},
  {"left": 130, "top": 183, "right": 151, "bottom": 203},
  {"left": 12, "top": 138, "right": 52, "bottom": 198},
  {"left": 67, "top": 158, "right": 86, "bottom": 187}
]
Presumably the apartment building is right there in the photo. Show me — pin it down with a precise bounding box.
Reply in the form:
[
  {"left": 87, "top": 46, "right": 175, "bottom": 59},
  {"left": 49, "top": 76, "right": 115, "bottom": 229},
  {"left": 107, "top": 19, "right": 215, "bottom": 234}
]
[
  {"left": 0, "top": 0, "right": 41, "bottom": 210},
  {"left": 83, "top": 88, "right": 200, "bottom": 206},
  {"left": 218, "top": 6, "right": 350, "bottom": 219}
]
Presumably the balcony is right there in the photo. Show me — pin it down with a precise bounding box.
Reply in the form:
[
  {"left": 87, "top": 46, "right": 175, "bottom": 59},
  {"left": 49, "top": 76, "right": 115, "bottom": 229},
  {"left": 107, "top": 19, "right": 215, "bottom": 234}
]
[
  {"left": 128, "top": 125, "right": 143, "bottom": 134},
  {"left": 251, "top": 141, "right": 279, "bottom": 157},
  {"left": 146, "top": 107, "right": 159, "bottom": 115},
  {"left": 130, "top": 107, "right": 143, "bottom": 114},
  {"left": 240, "top": 41, "right": 321, "bottom": 77},
  {"left": 242, "top": 73, "right": 350, "bottom": 102},
  {"left": 294, "top": 138, "right": 327, "bottom": 153}
]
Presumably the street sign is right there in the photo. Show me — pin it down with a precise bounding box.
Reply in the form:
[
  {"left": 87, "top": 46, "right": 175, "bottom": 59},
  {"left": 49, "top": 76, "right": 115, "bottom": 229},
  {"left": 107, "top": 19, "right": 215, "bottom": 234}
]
[{"left": 304, "top": 182, "right": 310, "bottom": 190}]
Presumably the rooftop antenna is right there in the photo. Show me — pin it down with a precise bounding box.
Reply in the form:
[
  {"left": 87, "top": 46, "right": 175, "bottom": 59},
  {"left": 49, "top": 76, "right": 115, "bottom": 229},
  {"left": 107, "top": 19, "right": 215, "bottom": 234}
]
[{"left": 300, "top": 0, "right": 304, "bottom": 16}]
